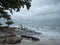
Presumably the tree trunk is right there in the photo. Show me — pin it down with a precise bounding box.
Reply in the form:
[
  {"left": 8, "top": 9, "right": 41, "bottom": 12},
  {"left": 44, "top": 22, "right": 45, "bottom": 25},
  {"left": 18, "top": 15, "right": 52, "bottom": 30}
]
[{"left": 8, "top": 25, "right": 9, "bottom": 27}]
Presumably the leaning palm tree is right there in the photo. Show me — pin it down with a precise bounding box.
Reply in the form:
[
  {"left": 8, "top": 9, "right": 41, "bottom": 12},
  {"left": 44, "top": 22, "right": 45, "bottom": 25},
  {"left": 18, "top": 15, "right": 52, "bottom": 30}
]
[{"left": 5, "top": 20, "right": 14, "bottom": 27}]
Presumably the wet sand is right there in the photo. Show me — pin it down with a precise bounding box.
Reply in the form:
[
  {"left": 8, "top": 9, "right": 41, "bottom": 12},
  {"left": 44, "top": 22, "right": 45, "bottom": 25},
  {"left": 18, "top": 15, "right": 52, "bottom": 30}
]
[
  {"left": 18, "top": 31, "right": 60, "bottom": 45},
  {"left": 0, "top": 35, "right": 60, "bottom": 45},
  {"left": 15, "top": 38, "right": 60, "bottom": 45}
]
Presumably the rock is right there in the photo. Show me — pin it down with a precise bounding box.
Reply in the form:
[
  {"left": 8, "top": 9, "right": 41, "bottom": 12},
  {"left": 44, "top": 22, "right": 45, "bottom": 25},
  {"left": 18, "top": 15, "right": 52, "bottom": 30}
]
[
  {"left": 6, "top": 37, "right": 23, "bottom": 44},
  {"left": 0, "top": 27, "right": 23, "bottom": 44},
  {"left": 31, "top": 37, "right": 40, "bottom": 41},
  {"left": 21, "top": 35, "right": 40, "bottom": 41},
  {"left": 0, "top": 36, "right": 23, "bottom": 44}
]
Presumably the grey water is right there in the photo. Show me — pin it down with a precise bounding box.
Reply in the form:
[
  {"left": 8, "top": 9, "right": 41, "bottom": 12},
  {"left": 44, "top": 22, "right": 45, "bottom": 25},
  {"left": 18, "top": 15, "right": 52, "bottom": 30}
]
[
  {"left": 26, "top": 25, "right": 60, "bottom": 45},
  {"left": 19, "top": 25, "right": 60, "bottom": 40}
]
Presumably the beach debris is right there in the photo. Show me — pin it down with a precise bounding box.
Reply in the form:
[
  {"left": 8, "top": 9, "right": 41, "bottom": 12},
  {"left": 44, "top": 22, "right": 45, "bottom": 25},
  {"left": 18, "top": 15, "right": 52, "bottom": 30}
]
[{"left": 21, "top": 35, "right": 40, "bottom": 41}]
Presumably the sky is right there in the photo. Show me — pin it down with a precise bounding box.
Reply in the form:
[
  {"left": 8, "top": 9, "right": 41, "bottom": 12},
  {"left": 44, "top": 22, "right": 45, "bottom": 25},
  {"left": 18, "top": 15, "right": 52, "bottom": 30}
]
[{"left": 0, "top": 0, "right": 60, "bottom": 27}]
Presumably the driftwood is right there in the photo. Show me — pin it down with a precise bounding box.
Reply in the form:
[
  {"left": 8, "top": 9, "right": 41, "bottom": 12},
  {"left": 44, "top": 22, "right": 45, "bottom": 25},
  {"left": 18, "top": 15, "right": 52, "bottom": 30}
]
[{"left": 21, "top": 35, "right": 40, "bottom": 41}]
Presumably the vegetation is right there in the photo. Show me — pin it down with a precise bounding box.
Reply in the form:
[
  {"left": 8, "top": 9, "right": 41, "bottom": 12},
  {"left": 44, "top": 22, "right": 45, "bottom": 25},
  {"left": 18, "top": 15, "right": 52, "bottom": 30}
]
[
  {"left": 0, "top": 0, "right": 33, "bottom": 44},
  {"left": 0, "top": 0, "right": 32, "bottom": 26},
  {"left": 5, "top": 20, "right": 14, "bottom": 27}
]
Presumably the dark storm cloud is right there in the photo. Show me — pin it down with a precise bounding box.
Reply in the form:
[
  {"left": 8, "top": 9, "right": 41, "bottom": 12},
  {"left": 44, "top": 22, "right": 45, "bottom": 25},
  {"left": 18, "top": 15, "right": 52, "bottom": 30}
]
[
  {"left": 29, "top": 0, "right": 60, "bottom": 19},
  {"left": 0, "top": 0, "right": 60, "bottom": 26}
]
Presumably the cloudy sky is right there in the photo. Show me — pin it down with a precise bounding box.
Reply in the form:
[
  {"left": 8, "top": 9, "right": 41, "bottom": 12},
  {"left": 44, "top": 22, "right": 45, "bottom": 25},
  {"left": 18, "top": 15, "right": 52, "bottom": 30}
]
[{"left": 2, "top": 0, "right": 60, "bottom": 26}]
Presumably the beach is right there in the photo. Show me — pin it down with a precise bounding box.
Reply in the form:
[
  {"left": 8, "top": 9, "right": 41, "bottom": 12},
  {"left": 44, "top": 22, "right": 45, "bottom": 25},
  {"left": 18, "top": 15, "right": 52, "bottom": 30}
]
[
  {"left": 0, "top": 26, "right": 60, "bottom": 45},
  {"left": 15, "top": 34, "right": 60, "bottom": 45},
  {"left": 18, "top": 26, "right": 60, "bottom": 45},
  {"left": 4, "top": 31, "right": 60, "bottom": 45}
]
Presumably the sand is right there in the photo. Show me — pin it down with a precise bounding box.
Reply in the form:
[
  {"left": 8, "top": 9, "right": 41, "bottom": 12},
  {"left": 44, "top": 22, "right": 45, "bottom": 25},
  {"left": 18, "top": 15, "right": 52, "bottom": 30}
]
[
  {"left": 14, "top": 39, "right": 60, "bottom": 45},
  {"left": 0, "top": 29, "right": 60, "bottom": 45},
  {"left": 0, "top": 35, "right": 60, "bottom": 45}
]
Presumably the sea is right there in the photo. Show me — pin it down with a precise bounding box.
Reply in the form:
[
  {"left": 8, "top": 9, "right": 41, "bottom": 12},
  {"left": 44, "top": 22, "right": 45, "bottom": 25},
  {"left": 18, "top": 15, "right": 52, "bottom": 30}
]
[
  {"left": 28, "top": 25, "right": 60, "bottom": 41},
  {"left": 20, "top": 25, "right": 60, "bottom": 45}
]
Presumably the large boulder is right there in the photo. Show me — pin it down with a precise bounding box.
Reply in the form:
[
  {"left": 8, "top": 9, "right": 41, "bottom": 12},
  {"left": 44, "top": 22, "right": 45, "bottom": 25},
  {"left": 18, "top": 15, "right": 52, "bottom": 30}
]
[
  {"left": 6, "top": 37, "right": 23, "bottom": 44},
  {"left": 0, "top": 36, "right": 23, "bottom": 44}
]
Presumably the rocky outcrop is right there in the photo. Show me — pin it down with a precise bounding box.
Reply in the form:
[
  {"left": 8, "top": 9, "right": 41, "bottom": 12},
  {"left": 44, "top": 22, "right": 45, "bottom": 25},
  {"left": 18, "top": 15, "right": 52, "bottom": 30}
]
[
  {"left": 21, "top": 35, "right": 40, "bottom": 41},
  {"left": 0, "top": 26, "right": 41, "bottom": 44},
  {"left": 0, "top": 36, "right": 23, "bottom": 44}
]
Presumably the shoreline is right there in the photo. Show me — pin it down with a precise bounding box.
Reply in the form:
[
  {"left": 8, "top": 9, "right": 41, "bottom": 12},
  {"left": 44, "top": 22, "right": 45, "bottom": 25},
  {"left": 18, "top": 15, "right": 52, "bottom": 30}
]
[
  {"left": 15, "top": 37, "right": 60, "bottom": 45},
  {"left": 0, "top": 32, "right": 60, "bottom": 45}
]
